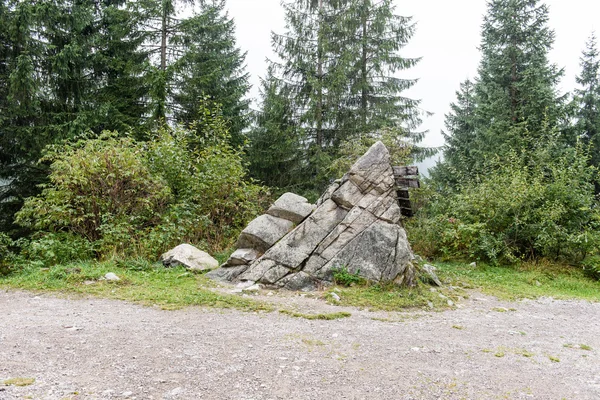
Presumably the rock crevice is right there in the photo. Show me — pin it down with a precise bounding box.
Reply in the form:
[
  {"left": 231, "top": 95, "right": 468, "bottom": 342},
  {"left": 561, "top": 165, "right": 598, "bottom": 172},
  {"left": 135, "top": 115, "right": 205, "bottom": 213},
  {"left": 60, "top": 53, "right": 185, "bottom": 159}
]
[{"left": 207, "top": 141, "right": 416, "bottom": 290}]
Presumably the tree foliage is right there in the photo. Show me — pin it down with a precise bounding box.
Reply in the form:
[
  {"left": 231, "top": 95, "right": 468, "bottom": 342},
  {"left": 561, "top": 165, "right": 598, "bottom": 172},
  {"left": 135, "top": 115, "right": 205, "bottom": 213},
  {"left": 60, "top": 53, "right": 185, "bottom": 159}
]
[
  {"left": 249, "top": 0, "right": 427, "bottom": 195},
  {"left": 434, "top": 0, "right": 566, "bottom": 185},
  {"left": 16, "top": 101, "right": 268, "bottom": 260}
]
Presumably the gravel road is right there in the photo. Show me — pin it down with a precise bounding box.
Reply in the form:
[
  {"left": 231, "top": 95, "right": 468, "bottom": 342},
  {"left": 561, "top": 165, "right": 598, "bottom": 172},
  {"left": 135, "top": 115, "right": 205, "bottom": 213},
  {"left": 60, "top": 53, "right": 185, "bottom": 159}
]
[{"left": 1, "top": 289, "right": 599, "bottom": 399}]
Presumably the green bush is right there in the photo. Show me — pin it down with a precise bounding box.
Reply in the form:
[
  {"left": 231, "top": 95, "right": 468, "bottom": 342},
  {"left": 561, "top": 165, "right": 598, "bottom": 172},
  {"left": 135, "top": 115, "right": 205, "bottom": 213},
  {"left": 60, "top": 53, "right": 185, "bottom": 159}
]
[
  {"left": 408, "top": 140, "right": 600, "bottom": 264},
  {"left": 0, "top": 233, "right": 16, "bottom": 275},
  {"left": 332, "top": 266, "right": 366, "bottom": 286},
  {"left": 18, "top": 232, "right": 94, "bottom": 267},
  {"left": 16, "top": 132, "right": 172, "bottom": 258},
  {"left": 581, "top": 256, "right": 600, "bottom": 280},
  {"left": 15, "top": 101, "right": 268, "bottom": 261}
]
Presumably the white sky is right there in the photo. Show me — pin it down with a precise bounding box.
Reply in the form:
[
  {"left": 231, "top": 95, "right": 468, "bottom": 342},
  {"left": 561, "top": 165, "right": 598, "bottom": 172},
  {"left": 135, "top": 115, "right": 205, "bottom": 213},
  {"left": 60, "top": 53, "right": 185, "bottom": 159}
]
[{"left": 225, "top": 0, "right": 599, "bottom": 150}]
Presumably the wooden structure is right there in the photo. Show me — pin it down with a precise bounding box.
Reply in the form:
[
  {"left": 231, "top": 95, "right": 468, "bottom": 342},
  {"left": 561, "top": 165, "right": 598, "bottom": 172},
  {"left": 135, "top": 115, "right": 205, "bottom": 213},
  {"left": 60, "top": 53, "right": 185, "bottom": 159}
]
[{"left": 392, "top": 166, "right": 420, "bottom": 217}]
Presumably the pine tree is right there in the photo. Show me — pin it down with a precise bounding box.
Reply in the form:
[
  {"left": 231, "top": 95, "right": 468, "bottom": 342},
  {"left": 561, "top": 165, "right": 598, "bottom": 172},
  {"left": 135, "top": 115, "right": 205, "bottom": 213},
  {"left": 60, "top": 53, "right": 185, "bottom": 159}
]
[
  {"left": 475, "top": 0, "right": 564, "bottom": 155},
  {"left": 172, "top": 0, "right": 250, "bottom": 144},
  {"left": 435, "top": 0, "right": 566, "bottom": 187},
  {"left": 431, "top": 79, "right": 477, "bottom": 186},
  {"left": 0, "top": 0, "right": 151, "bottom": 233},
  {"left": 246, "top": 66, "right": 306, "bottom": 191},
  {"left": 0, "top": 0, "right": 46, "bottom": 233},
  {"left": 88, "top": 0, "right": 151, "bottom": 137},
  {"left": 340, "top": 0, "right": 422, "bottom": 137},
  {"left": 574, "top": 33, "right": 600, "bottom": 168}
]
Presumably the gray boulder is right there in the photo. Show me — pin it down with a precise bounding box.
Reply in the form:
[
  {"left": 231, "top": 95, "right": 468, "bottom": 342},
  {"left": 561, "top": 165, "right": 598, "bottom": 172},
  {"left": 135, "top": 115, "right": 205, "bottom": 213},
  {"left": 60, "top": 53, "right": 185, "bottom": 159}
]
[
  {"left": 210, "top": 141, "right": 417, "bottom": 290},
  {"left": 160, "top": 244, "right": 218, "bottom": 271},
  {"left": 236, "top": 214, "right": 295, "bottom": 253},
  {"left": 266, "top": 192, "right": 316, "bottom": 224},
  {"left": 226, "top": 248, "right": 260, "bottom": 266}
]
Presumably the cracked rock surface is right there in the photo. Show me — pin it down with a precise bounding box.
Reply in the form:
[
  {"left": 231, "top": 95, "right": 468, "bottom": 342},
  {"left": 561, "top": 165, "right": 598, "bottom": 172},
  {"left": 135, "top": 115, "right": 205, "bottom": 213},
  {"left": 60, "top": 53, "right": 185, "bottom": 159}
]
[{"left": 209, "top": 141, "right": 416, "bottom": 290}]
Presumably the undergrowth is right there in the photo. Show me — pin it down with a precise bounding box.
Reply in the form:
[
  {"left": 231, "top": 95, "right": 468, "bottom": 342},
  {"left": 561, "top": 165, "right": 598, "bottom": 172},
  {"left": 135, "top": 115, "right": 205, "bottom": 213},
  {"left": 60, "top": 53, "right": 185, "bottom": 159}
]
[{"left": 0, "top": 259, "right": 270, "bottom": 312}]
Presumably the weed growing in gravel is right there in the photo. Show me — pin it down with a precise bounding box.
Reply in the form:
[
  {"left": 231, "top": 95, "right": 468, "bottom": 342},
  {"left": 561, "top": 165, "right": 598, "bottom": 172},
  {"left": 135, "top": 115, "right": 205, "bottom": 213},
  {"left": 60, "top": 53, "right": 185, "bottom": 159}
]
[
  {"left": 564, "top": 343, "right": 593, "bottom": 351},
  {"left": 548, "top": 355, "right": 560, "bottom": 363},
  {"left": 279, "top": 309, "right": 351, "bottom": 320},
  {"left": 3, "top": 378, "right": 35, "bottom": 386}
]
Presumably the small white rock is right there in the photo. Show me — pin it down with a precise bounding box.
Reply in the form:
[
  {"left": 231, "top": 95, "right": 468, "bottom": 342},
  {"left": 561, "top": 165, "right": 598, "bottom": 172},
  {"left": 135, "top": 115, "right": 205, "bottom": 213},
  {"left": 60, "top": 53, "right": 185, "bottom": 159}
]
[
  {"left": 330, "top": 292, "right": 341, "bottom": 302},
  {"left": 469, "top": 262, "right": 477, "bottom": 268},
  {"left": 105, "top": 272, "right": 120, "bottom": 281},
  {"left": 242, "top": 284, "right": 261, "bottom": 293},
  {"left": 236, "top": 281, "right": 256, "bottom": 289}
]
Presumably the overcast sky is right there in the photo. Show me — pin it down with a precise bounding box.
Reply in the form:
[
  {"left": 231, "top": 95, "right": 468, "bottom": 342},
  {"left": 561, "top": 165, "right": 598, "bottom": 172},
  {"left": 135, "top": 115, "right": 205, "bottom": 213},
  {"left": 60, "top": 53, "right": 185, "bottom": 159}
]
[{"left": 224, "top": 0, "right": 599, "bottom": 150}]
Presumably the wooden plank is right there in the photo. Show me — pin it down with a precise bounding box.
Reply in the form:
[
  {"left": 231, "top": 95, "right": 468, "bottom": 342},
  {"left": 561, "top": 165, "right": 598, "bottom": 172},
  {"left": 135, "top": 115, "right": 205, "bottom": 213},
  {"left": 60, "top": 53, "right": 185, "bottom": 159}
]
[
  {"left": 393, "top": 166, "right": 419, "bottom": 177},
  {"left": 397, "top": 198, "right": 412, "bottom": 208},
  {"left": 395, "top": 178, "right": 420, "bottom": 189},
  {"left": 396, "top": 191, "right": 410, "bottom": 200},
  {"left": 400, "top": 207, "right": 414, "bottom": 217}
]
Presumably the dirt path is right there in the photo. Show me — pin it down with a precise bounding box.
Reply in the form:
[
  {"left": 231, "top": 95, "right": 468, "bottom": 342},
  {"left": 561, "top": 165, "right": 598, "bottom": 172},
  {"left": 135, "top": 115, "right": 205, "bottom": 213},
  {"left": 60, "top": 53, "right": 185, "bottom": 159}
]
[{"left": 1, "top": 289, "right": 599, "bottom": 400}]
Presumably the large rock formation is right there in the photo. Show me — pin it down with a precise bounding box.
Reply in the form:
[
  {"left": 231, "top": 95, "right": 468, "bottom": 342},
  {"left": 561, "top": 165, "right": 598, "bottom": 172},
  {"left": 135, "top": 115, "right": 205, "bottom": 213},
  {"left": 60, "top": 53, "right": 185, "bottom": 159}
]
[{"left": 207, "top": 141, "right": 416, "bottom": 290}]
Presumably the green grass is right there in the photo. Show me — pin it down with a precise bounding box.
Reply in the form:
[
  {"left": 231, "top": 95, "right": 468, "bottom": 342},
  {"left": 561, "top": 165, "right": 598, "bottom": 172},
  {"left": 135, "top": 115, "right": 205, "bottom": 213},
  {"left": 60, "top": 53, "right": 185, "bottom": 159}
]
[
  {"left": 328, "top": 283, "right": 461, "bottom": 312},
  {"left": 434, "top": 261, "right": 600, "bottom": 301},
  {"left": 279, "top": 309, "right": 352, "bottom": 320},
  {"left": 0, "top": 260, "right": 270, "bottom": 312},
  {"left": 2, "top": 257, "right": 599, "bottom": 313},
  {"left": 3, "top": 378, "right": 35, "bottom": 386}
]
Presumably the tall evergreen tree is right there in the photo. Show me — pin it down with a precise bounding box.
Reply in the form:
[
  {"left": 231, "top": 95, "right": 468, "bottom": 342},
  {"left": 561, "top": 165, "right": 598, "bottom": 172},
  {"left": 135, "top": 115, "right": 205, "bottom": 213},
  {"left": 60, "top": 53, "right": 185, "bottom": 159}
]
[
  {"left": 254, "top": 0, "right": 425, "bottom": 193},
  {"left": 246, "top": 66, "right": 306, "bottom": 191},
  {"left": 0, "top": 0, "right": 151, "bottom": 233},
  {"left": 431, "top": 79, "right": 477, "bottom": 186},
  {"left": 340, "top": 0, "right": 422, "bottom": 137},
  {"left": 0, "top": 0, "right": 46, "bottom": 233},
  {"left": 435, "top": 0, "right": 565, "bottom": 186},
  {"left": 271, "top": 0, "right": 347, "bottom": 149},
  {"left": 172, "top": 0, "right": 250, "bottom": 144},
  {"left": 574, "top": 33, "right": 600, "bottom": 168},
  {"left": 475, "top": 0, "right": 564, "bottom": 153}
]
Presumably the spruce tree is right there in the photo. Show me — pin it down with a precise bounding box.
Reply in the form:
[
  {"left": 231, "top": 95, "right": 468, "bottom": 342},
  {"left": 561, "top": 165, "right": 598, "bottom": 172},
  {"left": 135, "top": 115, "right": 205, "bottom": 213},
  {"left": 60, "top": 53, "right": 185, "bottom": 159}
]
[
  {"left": 246, "top": 67, "right": 305, "bottom": 191},
  {"left": 0, "top": 0, "right": 151, "bottom": 233},
  {"left": 432, "top": 79, "right": 477, "bottom": 186},
  {"left": 0, "top": 0, "right": 46, "bottom": 233},
  {"left": 172, "top": 0, "right": 250, "bottom": 144},
  {"left": 273, "top": 0, "right": 358, "bottom": 148},
  {"left": 574, "top": 33, "right": 600, "bottom": 169},
  {"left": 475, "top": 0, "right": 564, "bottom": 156},
  {"left": 340, "top": 0, "right": 422, "bottom": 137},
  {"left": 435, "top": 0, "right": 565, "bottom": 187}
]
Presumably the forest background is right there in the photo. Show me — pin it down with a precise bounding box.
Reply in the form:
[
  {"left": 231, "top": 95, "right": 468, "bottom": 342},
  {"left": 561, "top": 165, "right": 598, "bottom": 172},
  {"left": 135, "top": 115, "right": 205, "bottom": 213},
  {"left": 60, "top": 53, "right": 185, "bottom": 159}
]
[{"left": 2, "top": 0, "right": 600, "bottom": 284}]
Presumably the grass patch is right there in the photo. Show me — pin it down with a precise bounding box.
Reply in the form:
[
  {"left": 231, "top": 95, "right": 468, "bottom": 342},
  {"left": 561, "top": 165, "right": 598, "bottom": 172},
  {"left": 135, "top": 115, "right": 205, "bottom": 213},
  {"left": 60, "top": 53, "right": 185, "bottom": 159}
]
[
  {"left": 0, "top": 260, "right": 270, "bottom": 312},
  {"left": 548, "top": 355, "right": 560, "bottom": 363},
  {"left": 328, "top": 283, "right": 461, "bottom": 312},
  {"left": 452, "top": 325, "right": 465, "bottom": 330},
  {"left": 279, "top": 309, "right": 351, "bottom": 320},
  {"left": 580, "top": 344, "right": 593, "bottom": 351},
  {"left": 434, "top": 261, "right": 600, "bottom": 301},
  {"left": 3, "top": 377, "right": 35, "bottom": 386}
]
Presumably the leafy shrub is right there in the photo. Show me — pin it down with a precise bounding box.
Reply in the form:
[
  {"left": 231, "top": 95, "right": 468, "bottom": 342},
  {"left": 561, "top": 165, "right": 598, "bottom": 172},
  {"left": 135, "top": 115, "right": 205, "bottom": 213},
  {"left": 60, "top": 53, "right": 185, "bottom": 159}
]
[
  {"left": 145, "top": 102, "right": 269, "bottom": 253},
  {"left": 15, "top": 101, "right": 268, "bottom": 260},
  {"left": 408, "top": 139, "right": 600, "bottom": 264},
  {"left": 581, "top": 256, "right": 600, "bottom": 280},
  {"left": 332, "top": 266, "right": 366, "bottom": 286},
  {"left": 18, "top": 232, "right": 94, "bottom": 267},
  {"left": 0, "top": 233, "right": 16, "bottom": 275},
  {"left": 15, "top": 132, "right": 172, "bottom": 258}
]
